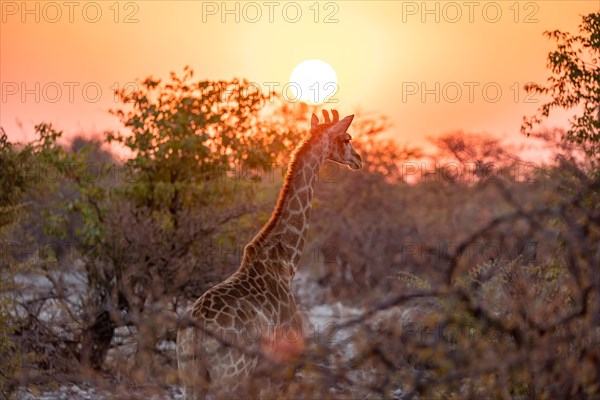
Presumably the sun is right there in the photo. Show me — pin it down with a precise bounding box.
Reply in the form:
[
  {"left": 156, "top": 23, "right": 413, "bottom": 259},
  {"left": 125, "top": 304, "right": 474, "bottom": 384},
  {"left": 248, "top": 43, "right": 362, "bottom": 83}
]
[{"left": 289, "top": 60, "right": 338, "bottom": 104}]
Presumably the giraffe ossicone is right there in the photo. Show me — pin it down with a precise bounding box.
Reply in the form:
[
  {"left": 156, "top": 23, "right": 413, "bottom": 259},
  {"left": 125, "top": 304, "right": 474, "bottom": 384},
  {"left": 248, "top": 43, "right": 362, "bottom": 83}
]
[{"left": 176, "top": 109, "right": 363, "bottom": 399}]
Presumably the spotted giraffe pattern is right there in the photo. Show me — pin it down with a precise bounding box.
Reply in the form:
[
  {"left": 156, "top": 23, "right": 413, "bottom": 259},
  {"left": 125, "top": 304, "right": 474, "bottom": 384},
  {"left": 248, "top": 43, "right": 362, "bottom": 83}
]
[{"left": 177, "top": 110, "right": 363, "bottom": 399}]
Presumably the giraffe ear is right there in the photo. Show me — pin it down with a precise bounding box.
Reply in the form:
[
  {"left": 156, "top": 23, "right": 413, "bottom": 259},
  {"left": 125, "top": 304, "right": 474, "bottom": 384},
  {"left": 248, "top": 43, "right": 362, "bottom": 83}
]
[
  {"left": 311, "top": 113, "right": 320, "bottom": 129},
  {"left": 332, "top": 114, "right": 354, "bottom": 135}
]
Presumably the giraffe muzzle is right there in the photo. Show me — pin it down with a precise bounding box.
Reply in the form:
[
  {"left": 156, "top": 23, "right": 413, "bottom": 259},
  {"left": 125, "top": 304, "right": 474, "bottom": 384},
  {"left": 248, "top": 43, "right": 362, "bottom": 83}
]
[{"left": 349, "top": 152, "right": 363, "bottom": 170}]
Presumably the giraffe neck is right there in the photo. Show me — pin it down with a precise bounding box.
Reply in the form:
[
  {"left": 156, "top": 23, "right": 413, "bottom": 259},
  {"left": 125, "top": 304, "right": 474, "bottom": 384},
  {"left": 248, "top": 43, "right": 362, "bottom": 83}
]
[{"left": 246, "top": 134, "right": 327, "bottom": 276}]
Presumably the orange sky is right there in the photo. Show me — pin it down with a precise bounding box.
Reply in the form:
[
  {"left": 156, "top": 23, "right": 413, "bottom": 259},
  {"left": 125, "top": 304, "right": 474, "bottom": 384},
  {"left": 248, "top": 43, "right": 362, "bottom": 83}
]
[{"left": 1, "top": 1, "right": 599, "bottom": 151}]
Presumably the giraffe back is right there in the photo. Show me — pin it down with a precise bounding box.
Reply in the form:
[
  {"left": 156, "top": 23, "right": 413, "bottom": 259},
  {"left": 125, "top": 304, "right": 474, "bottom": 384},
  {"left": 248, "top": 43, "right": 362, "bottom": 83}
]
[{"left": 177, "top": 258, "right": 304, "bottom": 398}]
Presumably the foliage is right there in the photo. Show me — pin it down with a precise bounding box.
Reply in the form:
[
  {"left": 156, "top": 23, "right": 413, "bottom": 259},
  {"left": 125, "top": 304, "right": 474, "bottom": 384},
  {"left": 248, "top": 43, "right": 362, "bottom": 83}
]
[
  {"left": 350, "top": 113, "right": 421, "bottom": 179},
  {"left": 108, "top": 66, "right": 300, "bottom": 196},
  {"left": 294, "top": 153, "right": 599, "bottom": 399},
  {"left": 523, "top": 12, "right": 600, "bottom": 159},
  {"left": 0, "top": 130, "right": 23, "bottom": 397},
  {"left": 0, "top": 127, "right": 55, "bottom": 396}
]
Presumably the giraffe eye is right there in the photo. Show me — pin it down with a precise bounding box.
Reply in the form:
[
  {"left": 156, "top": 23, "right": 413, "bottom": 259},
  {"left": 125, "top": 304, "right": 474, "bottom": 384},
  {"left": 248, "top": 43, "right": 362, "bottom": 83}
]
[{"left": 342, "top": 138, "right": 351, "bottom": 145}]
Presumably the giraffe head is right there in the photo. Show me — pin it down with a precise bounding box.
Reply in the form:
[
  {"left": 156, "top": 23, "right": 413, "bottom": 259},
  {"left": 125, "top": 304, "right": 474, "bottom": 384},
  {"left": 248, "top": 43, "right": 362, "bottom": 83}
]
[{"left": 311, "top": 109, "right": 363, "bottom": 170}]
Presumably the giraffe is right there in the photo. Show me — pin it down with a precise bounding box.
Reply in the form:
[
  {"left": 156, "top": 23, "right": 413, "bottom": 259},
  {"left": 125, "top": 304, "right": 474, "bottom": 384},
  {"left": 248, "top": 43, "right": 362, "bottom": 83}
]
[{"left": 176, "top": 109, "right": 363, "bottom": 399}]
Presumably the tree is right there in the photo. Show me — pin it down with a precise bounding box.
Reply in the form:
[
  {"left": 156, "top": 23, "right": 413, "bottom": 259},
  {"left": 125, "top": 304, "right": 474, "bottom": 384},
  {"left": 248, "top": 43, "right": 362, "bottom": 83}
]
[
  {"left": 103, "top": 66, "right": 307, "bottom": 301},
  {"left": 427, "top": 131, "right": 521, "bottom": 184},
  {"left": 0, "top": 126, "right": 61, "bottom": 395},
  {"left": 523, "top": 12, "right": 600, "bottom": 160},
  {"left": 350, "top": 113, "right": 421, "bottom": 180},
  {"left": 0, "top": 129, "right": 25, "bottom": 396}
]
